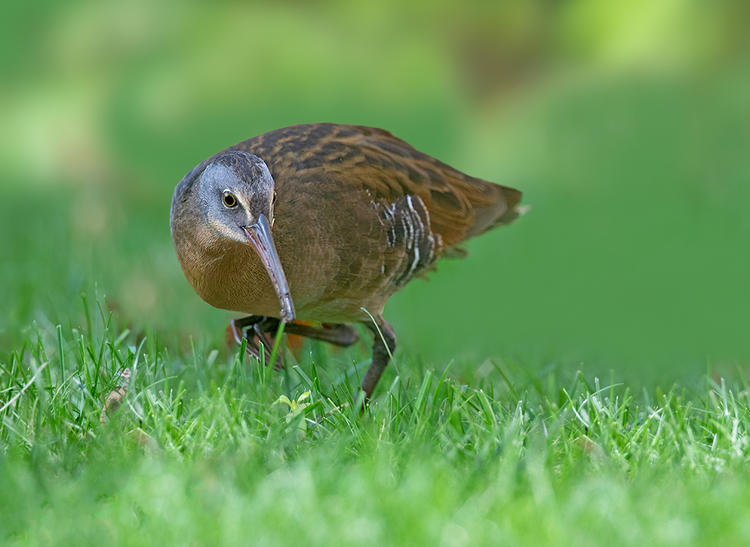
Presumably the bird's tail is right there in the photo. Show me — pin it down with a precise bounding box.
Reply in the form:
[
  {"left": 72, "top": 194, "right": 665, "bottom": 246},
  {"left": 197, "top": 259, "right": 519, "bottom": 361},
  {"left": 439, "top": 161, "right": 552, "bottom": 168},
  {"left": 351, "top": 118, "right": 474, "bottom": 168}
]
[{"left": 465, "top": 183, "right": 525, "bottom": 239}]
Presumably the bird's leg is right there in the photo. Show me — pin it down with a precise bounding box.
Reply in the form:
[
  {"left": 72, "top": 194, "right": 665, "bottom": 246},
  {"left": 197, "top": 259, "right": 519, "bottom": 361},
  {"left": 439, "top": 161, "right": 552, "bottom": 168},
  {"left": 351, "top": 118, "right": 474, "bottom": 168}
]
[
  {"left": 233, "top": 314, "right": 395, "bottom": 401},
  {"left": 284, "top": 322, "right": 360, "bottom": 347},
  {"left": 228, "top": 315, "right": 282, "bottom": 368},
  {"left": 229, "top": 316, "right": 360, "bottom": 370},
  {"left": 253, "top": 317, "right": 285, "bottom": 370},
  {"left": 228, "top": 315, "right": 264, "bottom": 345},
  {"left": 361, "top": 316, "right": 396, "bottom": 402}
]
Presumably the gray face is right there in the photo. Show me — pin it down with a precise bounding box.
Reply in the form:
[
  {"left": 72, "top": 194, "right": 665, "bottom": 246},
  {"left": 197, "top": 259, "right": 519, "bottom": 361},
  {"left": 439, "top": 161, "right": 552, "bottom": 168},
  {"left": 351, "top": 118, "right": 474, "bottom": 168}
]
[
  {"left": 192, "top": 150, "right": 294, "bottom": 322},
  {"left": 197, "top": 151, "right": 276, "bottom": 242}
]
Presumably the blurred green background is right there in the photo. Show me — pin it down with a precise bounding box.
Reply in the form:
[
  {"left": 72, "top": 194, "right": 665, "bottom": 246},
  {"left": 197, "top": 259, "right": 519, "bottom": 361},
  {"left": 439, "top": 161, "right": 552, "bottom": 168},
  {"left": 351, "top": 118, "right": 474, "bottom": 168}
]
[{"left": 1, "top": 0, "right": 749, "bottom": 385}]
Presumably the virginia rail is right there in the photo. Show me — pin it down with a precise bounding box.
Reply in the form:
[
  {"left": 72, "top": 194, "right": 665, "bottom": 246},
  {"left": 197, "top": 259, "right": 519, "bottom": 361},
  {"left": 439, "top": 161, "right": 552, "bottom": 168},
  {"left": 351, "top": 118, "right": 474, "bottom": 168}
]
[{"left": 171, "top": 123, "right": 522, "bottom": 400}]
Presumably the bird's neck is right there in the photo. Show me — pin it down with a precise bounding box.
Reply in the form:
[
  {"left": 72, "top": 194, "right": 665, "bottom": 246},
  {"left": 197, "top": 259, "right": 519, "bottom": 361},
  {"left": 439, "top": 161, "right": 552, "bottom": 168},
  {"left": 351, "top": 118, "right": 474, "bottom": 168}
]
[{"left": 176, "top": 226, "right": 280, "bottom": 315}]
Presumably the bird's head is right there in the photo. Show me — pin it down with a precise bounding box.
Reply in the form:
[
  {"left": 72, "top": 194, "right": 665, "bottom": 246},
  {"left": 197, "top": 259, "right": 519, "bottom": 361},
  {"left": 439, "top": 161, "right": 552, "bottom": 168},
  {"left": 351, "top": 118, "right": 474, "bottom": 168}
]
[{"left": 176, "top": 150, "right": 295, "bottom": 322}]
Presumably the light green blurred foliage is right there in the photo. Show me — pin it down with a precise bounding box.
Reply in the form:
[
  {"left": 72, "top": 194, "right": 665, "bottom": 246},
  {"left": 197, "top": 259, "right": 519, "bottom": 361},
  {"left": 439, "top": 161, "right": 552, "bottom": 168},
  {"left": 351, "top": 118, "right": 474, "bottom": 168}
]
[{"left": 1, "top": 0, "right": 749, "bottom": 384}]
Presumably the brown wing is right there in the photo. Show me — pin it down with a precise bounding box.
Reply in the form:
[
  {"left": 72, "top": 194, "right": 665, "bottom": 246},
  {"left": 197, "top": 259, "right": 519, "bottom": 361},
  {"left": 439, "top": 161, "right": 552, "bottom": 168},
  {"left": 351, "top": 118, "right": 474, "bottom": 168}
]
[{"left": 232, "top": 123, "right": 522, "bottom": 250}]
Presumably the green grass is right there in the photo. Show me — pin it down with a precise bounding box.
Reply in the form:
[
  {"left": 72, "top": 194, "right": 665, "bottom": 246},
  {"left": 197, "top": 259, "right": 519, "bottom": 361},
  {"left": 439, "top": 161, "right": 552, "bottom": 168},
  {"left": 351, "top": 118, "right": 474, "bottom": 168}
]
[{"left": 3, "top": 304, "right": 750, "bottom": 545}]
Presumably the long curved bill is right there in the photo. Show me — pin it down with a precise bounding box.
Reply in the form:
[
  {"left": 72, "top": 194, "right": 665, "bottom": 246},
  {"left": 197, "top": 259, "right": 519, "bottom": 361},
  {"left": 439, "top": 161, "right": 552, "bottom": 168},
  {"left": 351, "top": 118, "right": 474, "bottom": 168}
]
[{"left": 242, "top": 214, "right": 296, "bottom": 323}]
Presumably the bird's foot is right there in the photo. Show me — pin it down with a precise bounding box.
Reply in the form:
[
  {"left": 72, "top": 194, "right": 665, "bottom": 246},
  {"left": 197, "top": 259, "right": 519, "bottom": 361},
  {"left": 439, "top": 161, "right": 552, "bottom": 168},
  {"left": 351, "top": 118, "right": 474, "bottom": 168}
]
[
  {"left": 228, "top": 316, "right": 284, "bottom": 369},
  {"left": 228, "top": 316, "right": 360, "bottom": 371}
]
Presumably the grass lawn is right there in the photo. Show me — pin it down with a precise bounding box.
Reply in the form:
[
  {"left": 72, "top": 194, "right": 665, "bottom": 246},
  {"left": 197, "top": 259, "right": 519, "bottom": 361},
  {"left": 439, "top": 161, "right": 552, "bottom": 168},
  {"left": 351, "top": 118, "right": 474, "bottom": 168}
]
[{"left": 2, "top": 308, "right": 750, "bottom": 545}]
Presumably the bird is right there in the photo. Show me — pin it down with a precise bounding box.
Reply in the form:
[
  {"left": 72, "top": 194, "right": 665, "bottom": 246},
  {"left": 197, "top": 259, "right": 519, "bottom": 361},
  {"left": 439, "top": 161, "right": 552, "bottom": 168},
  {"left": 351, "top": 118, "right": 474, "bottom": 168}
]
[{"left": 170, "top": 123, "right": 522, "bottom": 400}]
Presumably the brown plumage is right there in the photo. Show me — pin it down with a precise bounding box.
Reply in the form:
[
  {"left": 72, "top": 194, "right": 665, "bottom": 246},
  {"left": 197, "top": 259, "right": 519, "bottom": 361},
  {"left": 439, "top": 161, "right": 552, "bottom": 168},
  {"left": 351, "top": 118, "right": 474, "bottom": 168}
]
[{"left": 171, "top": 123, "right": 522, "bottom": 399}]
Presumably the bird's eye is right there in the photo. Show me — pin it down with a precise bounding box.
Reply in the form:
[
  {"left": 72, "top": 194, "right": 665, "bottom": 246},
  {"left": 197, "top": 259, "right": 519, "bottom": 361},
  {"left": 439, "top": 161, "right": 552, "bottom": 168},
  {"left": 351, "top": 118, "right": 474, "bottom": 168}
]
[{"left": 222, "top": 191, "right": 237, "bottom": 208}]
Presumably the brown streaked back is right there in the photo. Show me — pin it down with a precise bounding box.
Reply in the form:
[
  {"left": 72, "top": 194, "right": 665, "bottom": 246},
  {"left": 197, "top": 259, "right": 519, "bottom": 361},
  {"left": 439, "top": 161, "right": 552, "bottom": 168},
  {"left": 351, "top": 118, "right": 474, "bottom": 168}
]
[{"left": 230, "top": 123, "right": 522, "bottom": 253}]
